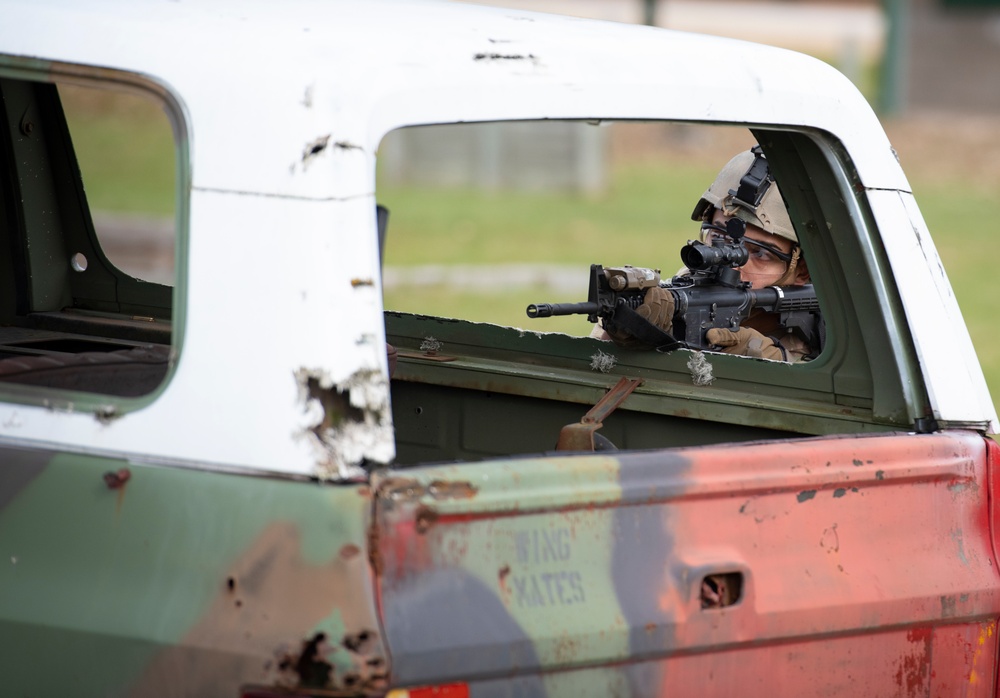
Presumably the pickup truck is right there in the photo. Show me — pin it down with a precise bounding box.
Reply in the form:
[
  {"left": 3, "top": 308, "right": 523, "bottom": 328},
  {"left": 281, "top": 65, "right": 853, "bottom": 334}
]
[{"left": 1, "top": 1, "right": 998, "bottom": 697}]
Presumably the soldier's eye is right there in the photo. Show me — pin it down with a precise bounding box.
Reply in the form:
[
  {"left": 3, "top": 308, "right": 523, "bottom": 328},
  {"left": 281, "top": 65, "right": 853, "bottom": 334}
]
[{"left": 746, "top": 242, "right": 780, "bottom": 264}]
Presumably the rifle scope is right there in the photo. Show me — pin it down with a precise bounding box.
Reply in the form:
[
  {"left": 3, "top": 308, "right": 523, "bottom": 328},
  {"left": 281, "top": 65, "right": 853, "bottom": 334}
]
[{"left": 680, "top": 240, "right": 749, "bottom": 271}]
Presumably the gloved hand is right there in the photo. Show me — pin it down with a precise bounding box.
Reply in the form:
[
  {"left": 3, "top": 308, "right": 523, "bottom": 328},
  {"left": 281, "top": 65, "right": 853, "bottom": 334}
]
[
  {"left": 605, "top": 286, "right": 675, "bottom": 348},
  {"left": 705, "top": 327, "right": 786, "bottom": 361}
]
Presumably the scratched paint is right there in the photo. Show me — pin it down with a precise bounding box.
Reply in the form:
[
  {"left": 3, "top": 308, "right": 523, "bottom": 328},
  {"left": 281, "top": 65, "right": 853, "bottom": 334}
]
[{"left": 296, "top": 368, "right": 393, "bottom": 479}]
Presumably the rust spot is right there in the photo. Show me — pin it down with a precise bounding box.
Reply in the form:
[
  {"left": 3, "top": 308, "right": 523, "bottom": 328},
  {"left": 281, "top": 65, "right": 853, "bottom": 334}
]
[
  {"left": 351, "top": 278, "right": 374, "bottom": 287},
  {"left": 339, "top": 543, "right": 361, "bottom": 560},
  {"left": 367, "top": 522, "right": 382, "bottom": 576},
  {"left": 378, "top": 477, "right": 425, "bottom": 503},
  {"left": 644, "top": 623, "right": 657, "bottom": 634},
  {"left": 414, "top": 505, "right": 439, "bottom": 534},
  {"left": 285, "top": 632, "right": 334, "bottom": 689},
  {"left": 103, "top": 468, "right": 130, "bottom": 489},
  {"left": 428, "top": 479, "right": 478, "bottom": 500},
  {"left": 343, "top": 629, "right": 375, "bottom": 654}
]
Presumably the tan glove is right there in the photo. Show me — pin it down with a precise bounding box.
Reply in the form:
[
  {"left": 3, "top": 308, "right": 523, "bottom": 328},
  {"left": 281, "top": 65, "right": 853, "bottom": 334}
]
[
  {"left": 705, "top": 327, "right": 786, "bottom": 361},
  {"left": 605, "top": 286, "right": 675, "bottom": 348}
]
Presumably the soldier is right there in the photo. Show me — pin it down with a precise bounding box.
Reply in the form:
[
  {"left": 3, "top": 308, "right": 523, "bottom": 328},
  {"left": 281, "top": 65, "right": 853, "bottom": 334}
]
[{"left": 599, "top": 146, "right": 818, "bottom": 362}]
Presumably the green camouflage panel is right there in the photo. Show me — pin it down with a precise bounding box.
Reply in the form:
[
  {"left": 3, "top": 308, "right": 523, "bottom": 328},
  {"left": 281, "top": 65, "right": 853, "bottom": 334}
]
[{"left": 0, "top": 445, "right": 385, "bottom": 696}]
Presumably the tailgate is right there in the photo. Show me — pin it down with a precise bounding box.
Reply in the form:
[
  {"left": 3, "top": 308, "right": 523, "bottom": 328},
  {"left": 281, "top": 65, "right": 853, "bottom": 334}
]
[{"left": 372, "top": 430, "right": 1000, "bottom": 696}]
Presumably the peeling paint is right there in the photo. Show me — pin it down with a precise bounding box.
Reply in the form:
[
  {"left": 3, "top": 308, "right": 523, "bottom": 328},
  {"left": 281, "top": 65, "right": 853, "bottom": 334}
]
[
  {"left": 419, "top": 336, "right": 443, "bottom": 354},
  {"left": 378, "top": 477, "right": 424, "bottom": 503},
  {"left": 952, "top": 528, "right": 970, "bottom": 566},
  {"left": 295, "top": 367, "right": 392, "bottom": 480},
  {"left": 271, "top": 625, "right": 386, "bottom": 693},
  {"left": 589, "top": 350, "right": 616, "bottom": 373},
  {"left": 427, "top": 479, "right": 478, "bottom": 500},
  {"left": 95, "top": 404, "right": 120, "bottom": 425},
  {"left": 893, "top": 627, "right": 932, "bottom": 693},
  {"left": 687, "top": 351, "right": 714, "bottom": 386}
]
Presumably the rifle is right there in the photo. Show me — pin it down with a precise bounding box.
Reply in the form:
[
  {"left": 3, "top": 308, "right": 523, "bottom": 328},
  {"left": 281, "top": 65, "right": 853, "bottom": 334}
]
[{"left": 526, "top": 234, "right": 822, "bottom": 353}]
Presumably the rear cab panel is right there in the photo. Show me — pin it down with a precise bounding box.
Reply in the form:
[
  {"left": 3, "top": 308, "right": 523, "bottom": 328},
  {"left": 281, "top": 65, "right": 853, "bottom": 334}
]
[{"left": 374, "top": 432, "right": 998, "bottom": 695}]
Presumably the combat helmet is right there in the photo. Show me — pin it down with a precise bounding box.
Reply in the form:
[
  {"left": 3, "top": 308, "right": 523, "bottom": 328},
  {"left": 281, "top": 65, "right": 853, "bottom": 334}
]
[{"left": 690, "top": 146, "right": 796, "bottom": 243}]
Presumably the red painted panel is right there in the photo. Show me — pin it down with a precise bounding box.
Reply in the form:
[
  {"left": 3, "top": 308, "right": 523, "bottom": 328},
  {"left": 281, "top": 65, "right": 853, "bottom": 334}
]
[{"left": 375, "top": 431, "right": 1000, "bottom": 692}]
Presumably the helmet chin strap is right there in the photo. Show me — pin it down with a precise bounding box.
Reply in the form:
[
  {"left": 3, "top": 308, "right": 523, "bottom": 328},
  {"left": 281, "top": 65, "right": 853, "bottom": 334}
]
[{"left": 773, "top": 246, "right": 801, "bottom": 286}]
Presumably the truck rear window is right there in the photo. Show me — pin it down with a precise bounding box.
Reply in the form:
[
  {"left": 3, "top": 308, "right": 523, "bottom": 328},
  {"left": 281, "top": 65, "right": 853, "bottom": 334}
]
[{"left": 0, "top": 75, "right": 176, "bottom": 401}]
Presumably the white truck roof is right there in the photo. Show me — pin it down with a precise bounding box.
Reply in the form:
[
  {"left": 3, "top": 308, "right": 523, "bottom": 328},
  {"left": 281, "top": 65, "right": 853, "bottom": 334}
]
[{"left": 0, "top": 0, "right": 993, "bottom": 478}]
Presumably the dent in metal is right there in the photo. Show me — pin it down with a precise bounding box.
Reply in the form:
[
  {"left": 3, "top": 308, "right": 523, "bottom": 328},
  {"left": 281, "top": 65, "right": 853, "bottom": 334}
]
[{"left": 296, "top": 367, "right": 392, "bottom": 480}]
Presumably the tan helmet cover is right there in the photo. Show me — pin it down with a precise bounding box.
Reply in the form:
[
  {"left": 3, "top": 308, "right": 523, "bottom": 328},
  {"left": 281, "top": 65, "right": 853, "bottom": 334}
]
[{"left": 690, "top": 149, "right": 797, "bottom": 243}]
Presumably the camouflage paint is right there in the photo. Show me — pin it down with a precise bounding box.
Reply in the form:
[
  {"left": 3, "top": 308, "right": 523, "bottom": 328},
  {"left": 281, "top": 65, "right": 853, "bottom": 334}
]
[
  {"left": 374, "top": 430, "right": 1000, "bottom": 696},
  {"left": 0, "top": 446, "right": 384, "bottom": 696}
]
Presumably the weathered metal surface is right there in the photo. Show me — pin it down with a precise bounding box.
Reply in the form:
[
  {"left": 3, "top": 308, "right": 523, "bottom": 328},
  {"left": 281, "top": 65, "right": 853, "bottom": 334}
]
[
  {"left": 0, "top": 446, "right": 385, "bottom": 696},
  {"left": 373, "top": 430, "right": 1000, "bottom": 694},
  {"left": 0, "top": 2, "right": 997, "bottom": 695}
]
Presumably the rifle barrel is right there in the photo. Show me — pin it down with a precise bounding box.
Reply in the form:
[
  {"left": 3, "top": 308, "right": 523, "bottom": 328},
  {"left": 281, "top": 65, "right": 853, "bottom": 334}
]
[{"left": 526, "top": 302, "right": 599, "bottom": 318}]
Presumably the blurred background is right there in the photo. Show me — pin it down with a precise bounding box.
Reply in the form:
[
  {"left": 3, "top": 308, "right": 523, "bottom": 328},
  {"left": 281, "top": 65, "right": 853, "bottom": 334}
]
[{"left": 63, "top": 0, "right": 1000, "bottom": 421}]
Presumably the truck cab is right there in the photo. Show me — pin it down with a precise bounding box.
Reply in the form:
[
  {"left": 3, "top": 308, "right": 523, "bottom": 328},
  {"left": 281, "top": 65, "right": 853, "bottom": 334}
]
[{"left": 0, "top": 1, "right": 997, "bottom": 696}]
